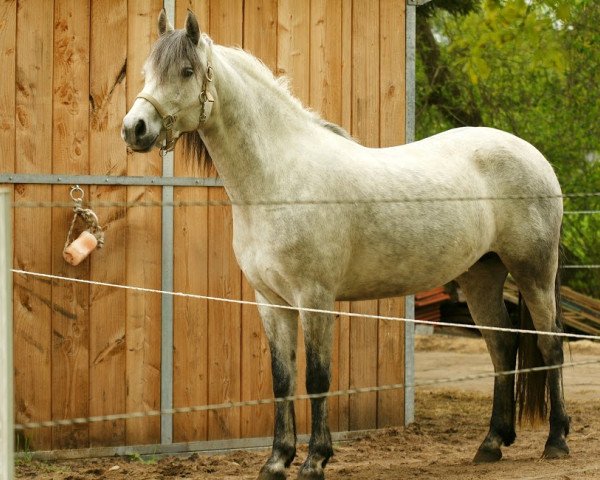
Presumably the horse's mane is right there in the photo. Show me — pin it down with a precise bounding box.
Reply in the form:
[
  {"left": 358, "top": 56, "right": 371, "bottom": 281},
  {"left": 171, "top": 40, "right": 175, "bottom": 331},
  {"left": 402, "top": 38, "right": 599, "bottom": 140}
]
[{"left": 150, "top": 35, "right": 353, "bottom": 175}]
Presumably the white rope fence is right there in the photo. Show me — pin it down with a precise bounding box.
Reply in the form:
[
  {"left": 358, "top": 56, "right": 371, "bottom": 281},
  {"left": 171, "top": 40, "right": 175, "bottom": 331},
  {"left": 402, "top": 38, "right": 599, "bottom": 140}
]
[
  {"left": 11, "top": 269, "right": 600, "bottom": 342},
  {"left": 14, "top": 358, "right": 600, "bottom": 431},
  {"left": 7, "top": 191, "right": 599, "bottom": 441}
]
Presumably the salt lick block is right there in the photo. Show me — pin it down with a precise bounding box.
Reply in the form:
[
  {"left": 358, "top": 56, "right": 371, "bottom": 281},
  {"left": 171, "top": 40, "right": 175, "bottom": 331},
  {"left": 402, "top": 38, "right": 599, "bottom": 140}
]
[{"left": 63, "top": 230, "right": 98, "bottom": 266}]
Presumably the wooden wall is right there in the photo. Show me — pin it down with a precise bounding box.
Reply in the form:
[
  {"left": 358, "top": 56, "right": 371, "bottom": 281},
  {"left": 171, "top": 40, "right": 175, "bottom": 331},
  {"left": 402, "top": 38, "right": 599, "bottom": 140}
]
[{"left": 0, "top": 0, "right": 406, "bottom": 451}]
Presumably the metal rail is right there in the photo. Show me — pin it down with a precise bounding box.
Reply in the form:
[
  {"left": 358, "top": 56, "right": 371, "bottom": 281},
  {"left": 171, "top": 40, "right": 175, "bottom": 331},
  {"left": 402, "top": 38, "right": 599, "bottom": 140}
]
[
  {"left": 0, "top": 189, "right": 14, "bottom": 480},
  {"left": 0, "top": 173, "right": 222, "bottom": 187},
  {"left": 404, "top": 0, "right": 418, "bottom": 426}
]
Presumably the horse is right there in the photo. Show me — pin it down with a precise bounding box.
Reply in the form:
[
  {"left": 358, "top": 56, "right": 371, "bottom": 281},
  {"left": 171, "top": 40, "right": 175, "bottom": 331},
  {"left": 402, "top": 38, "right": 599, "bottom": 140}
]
[{"left": 122, "top": 10, "right": 569, "bottom": 480}]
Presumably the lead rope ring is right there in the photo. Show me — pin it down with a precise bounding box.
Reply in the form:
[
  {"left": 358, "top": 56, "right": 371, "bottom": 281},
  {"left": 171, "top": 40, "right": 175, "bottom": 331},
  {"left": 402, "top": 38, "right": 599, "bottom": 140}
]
[{"left": 63, "top": 186, "right": 105, "bottom": 266}]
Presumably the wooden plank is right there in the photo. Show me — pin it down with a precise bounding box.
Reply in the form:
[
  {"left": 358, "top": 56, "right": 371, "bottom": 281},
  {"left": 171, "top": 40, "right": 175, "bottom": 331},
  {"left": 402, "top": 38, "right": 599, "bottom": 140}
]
[
  {"left": 124, "top": 0, "right": 163, "bottom": 447},
  {"left": 377, "top": 298, "right": 405, "bottom": 427},
  {"left": 207, "top": 187, "right": 241, "bottom": 440},
  {"left": 337, "top": 0, "right": 352, "bottom": 433},
  {"left": 309, "top": 0, "right": 343, "bottom": 432},
  {"left": 209, "top": 0, "right": 243, "bottom": 46},
  {"left": 348, "top": 0, "right": 380, "bottom": 431},
  {"left": 0, "top": 0, "right": 15, "bottom": 175},
  {"left": 173, "top": 187, "right": 209, "bottom": 442},
  {"left": 277, "top": 0, "right": 309, "bottom": 101},
  {"left": 377, "top": 0, "right": 406, "bottom": 429},
  {"left": 240, "top": 0, "right": 277, "bottom": 439},
  {"left": 88, "top": 0, "right": 128, "bottom": 447},
  {"left": 310, "top": 0, "right": 342, "bottom": 123},
  {"left": 0, "top": 12, "right": 15, "bottom": 464},
  {"left": 276, "top": 0, "right": 310, "bottom": 435},
  {"left": 205, "top": 0, "right": 243, "bottom": 443},
  {"left": 177, "top": 0, "right": 210, "bottom": 36},
  {"left": 348, "top": 300, "right": 378, "bottom": 430},
  {"left": 51, "top": 0, "right": 91, "bottom": 450},
  {"left": 13, "top": 0, "right": 54, "bottom": 451},
  {"left": 340, "top": 0, "right": 352, "bottom": 136},
  {"left": 379, "top": 0, "right": 405, "bottom": 147},
  {"left": 172, "top": 0, "right": 211, "bottom": 444}
]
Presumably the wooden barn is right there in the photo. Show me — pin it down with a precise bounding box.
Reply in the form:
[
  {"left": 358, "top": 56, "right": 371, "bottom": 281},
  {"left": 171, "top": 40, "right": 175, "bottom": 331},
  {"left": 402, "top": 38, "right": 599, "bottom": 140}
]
[{"left": 0, "top": 0, "right": 416, "bottom": 456}]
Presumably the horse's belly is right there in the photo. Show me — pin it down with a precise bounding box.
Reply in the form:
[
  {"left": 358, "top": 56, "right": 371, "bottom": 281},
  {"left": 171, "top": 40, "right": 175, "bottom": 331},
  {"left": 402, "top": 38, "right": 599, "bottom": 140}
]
[{"left": 335, "top": 220, "right": 493, "bottom": 300}]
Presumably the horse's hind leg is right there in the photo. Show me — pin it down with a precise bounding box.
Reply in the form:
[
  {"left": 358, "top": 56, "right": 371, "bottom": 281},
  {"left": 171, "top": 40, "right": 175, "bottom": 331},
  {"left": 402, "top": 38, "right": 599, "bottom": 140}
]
[
  {"left": 456, "top": 253, "right": 518, "bottom": 463},
  {"left": 298, "top": 297, "right": 335, "bottom": 480},
  {"left": 505, "top": 256, "right": 569, "bottom": 459},
  {"left": 257, "top": 292, "right": 299, "bottom": 480}
]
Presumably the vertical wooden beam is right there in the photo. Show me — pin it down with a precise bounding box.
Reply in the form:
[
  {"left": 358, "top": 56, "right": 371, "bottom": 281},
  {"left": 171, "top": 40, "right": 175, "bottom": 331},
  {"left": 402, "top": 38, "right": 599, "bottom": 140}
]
[
  {"left": 309, "top": 0, "right": 343, "bottom": 432},
  {"left": 336, "top": 0, "right": 353, "bottom": 433},
  {"left": 240, "top": 0, "right": 278, "bottom": 439},
  {"left": 125, "top": 0, "right": 163, "bottom": 446},
  {"left": 377, "top": 0, "right": 406, "bottom": 429},
  {"left": 377, "top": 299, "right": 405, "bottom": 427},
  {"left": 14, "top": 0, "right": 54, "bottom": 451},
  {"left": 0, "top": 5, "right": 16, "bottom": 461},
  {"left": 0, "top": 0, "right": 15, "bottom": 463},
  {"left": 206, "top": 186, "right": 242, "bottom": 440},
  {"left": 206, "top": 2, "right": 243, "bottom": 440},
  {"left": 276, "top": 0, "right": 311, "bottom": 435},
  {"left": 89, "top": 0, "right": 128, "bottom": 447},
  {"left": 51, "top": 0, "right": 91, "bottom": 450},
  {"left": 173, "top": 0, "right": 211, "bottom": 444},
  {"left": 173, "top": 186, "right": 209, "bottom": 442},
  {"left": 348, "top": 0, "right": 380, "bottom": 431},
  {"left": 0, "top": 0, "right": 15, "bottom": 176}
]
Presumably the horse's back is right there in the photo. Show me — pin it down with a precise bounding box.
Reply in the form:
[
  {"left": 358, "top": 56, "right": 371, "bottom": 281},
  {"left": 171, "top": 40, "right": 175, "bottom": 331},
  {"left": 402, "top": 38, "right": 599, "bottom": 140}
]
[{"left": 385, "top": 127, "right": 559, "bottom": 192}]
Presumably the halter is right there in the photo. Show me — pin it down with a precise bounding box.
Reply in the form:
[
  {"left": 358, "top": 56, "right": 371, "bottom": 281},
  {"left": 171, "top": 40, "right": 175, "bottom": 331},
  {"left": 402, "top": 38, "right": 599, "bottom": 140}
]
[{"left": 136, "top": 45, "right": 214, "bottom": 156}]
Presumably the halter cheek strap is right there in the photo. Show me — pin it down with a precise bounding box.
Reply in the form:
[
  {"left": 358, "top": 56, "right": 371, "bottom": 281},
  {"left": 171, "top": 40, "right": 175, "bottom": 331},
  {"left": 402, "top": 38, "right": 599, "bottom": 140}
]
[{"left": 136, "top": 48, "right": 214, "bottom": 157}]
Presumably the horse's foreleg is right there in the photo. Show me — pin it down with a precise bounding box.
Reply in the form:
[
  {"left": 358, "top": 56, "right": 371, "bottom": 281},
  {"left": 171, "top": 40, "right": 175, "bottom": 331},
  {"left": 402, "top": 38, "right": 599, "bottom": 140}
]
[
  {"left": 257, "top": 293, "right": 299, "bottom": 480},
  {"left": 298, "top": 307, "right": 335, "bottom": 480}
]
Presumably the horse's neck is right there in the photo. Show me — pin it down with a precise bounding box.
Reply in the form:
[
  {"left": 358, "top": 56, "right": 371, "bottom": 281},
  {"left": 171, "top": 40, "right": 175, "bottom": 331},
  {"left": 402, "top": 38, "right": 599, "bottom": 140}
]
[{"left": 201, "top": 48, "right": 311, "bottom": 201}]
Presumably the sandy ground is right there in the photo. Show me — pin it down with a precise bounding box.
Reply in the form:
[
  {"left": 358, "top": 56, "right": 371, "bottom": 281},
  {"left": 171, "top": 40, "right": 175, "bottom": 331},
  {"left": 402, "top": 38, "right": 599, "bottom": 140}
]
[{"left": 16, "top": 335, "right": 600, "bottom": 479}]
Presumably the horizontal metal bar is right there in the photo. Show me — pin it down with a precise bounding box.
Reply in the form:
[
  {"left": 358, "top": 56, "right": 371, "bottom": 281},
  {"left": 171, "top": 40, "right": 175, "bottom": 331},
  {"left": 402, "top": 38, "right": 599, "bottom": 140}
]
[
  {"left": 0, "top": 173, "right": 223, "bottom": 187},
  {"left": 15, "top": 429, "right": 377, "bottom": 461},
  {"left": 407, "top": 0, "right": 432, "bottom": 6}
]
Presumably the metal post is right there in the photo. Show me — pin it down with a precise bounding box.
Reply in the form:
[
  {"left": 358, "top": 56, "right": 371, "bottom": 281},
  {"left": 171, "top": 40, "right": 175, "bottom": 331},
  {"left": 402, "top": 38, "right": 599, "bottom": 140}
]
[
  {"left": 160, "top": 0, "right": 176, "bottom": 446},
  {"left": 0, "top": 189, "right": 14, "bottom": 479},
  {"left": 403, "top": 0, "right": 417, "bottom": 426}
]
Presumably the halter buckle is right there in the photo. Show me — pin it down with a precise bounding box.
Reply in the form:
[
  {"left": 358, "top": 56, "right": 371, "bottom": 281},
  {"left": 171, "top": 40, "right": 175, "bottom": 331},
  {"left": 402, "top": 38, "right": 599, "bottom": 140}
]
[
  {"left": 205, "top": 66, "right": 214, "bottom": 82},
  {"left": 163, "top": 115, "right": 176, "bottom": 129}
]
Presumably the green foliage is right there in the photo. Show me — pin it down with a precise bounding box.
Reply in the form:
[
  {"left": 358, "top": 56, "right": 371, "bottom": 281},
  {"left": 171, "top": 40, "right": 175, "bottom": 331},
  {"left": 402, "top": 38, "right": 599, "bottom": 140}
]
[{"left": 416, "top": 0, "right": 600, "bottom": 297}]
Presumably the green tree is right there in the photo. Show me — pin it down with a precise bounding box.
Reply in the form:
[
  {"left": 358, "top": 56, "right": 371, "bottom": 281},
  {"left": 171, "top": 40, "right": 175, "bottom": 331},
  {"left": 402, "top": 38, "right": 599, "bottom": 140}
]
[{"left": 416, "top": 0, "right": 600, "bottom": 296}]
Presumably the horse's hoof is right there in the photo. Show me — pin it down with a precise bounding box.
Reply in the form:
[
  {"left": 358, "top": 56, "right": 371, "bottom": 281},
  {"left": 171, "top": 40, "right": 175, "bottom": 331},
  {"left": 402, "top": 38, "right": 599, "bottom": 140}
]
[
  {"left": 297, "top": 464, "right": 325, "bottom": 480},
  {"left": 473, "top": 447, "right": 502, "bottom": 464},
  {"left": 542, "top": 445, "right": 570, "bottom": 459},
  {"left": 258, "top": 464, "right": 287, "bottom": 480}
]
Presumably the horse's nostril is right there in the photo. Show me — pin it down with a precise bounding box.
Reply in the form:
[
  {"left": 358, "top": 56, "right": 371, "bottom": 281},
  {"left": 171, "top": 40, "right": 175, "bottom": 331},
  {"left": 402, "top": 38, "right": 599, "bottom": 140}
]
[{"left": 135, "top": 119, "right": 146, "bottom": 139}]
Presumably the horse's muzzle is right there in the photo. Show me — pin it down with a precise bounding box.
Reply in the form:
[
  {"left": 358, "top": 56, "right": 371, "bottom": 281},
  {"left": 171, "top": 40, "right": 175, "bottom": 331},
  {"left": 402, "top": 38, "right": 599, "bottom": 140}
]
[{"left": 121, "top": 117, "right": 158, "bottom": 152}]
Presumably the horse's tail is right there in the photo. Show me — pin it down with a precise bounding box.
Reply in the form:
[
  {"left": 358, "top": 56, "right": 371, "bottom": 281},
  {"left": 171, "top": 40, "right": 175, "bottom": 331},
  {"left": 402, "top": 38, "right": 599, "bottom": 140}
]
[
  {"left": 515, "top": 294, "right": 547, "bottom": 425},
  {"left": 515, "top": 243, "right": 563, "bottom": 426}
]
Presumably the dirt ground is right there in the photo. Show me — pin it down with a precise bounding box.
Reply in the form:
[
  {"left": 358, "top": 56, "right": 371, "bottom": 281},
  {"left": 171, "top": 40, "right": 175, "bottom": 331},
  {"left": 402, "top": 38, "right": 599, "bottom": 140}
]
[{"left": 16, "top": 335, "right": 600, "bottom": 480}]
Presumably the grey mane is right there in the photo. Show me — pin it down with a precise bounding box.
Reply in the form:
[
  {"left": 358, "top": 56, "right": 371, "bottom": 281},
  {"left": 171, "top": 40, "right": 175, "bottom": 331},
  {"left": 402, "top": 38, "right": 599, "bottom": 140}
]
[
  {"left": 147, "top": 30, "right": 202, "bottom": 83},
  {"left": 318, "top": 120, "right": 354, "bottom": 141},
  {"left": 150, "top": 33, "right": 355, "bottom": 172}
]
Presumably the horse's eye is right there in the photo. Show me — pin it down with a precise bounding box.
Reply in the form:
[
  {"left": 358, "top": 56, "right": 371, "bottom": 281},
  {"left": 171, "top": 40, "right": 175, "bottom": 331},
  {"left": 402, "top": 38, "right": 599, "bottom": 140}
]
[{"left": 182, "top": 67, "right": 194, "bottom": 78}]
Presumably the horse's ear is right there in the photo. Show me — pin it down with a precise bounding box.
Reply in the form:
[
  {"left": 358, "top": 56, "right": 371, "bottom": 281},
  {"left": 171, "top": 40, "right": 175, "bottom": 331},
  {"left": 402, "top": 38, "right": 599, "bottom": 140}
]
[
  {"left": 185, "top": 10, "right": 201, "bottom": 46},
  {"left": 158, "top": 8, "right": 174, "bottom": 36}
]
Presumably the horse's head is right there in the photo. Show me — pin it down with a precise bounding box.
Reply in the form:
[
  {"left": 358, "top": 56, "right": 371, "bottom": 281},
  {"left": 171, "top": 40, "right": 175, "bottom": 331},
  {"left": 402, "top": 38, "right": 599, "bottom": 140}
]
[{"left": 121, "top": 10, "right": 215, "bottom": 155}]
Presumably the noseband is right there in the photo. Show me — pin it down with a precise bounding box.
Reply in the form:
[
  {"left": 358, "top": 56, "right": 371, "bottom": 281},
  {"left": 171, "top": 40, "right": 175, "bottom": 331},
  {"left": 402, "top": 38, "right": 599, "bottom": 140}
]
[{"left": 136, "top": 47, "right": 214, "bottom": 156}]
